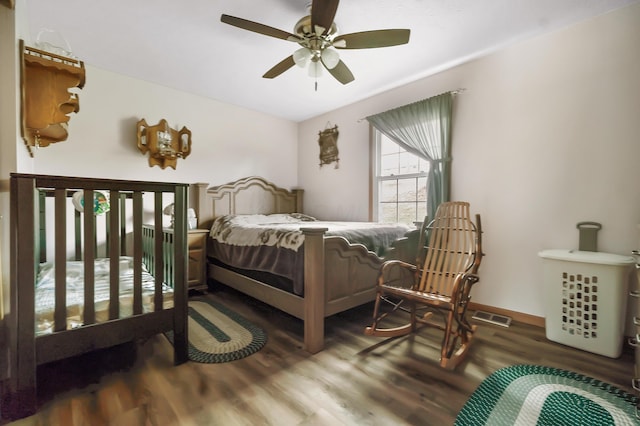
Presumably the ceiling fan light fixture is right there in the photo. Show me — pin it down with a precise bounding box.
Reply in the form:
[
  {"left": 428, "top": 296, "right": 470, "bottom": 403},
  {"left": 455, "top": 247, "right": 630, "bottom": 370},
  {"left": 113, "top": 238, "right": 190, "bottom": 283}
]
[
  {"left": 321, "top": 47, "right": 340, "bottom": 69},
  {"left": 308, "top": 60, "right": 323, "bottom": 78},
  {"left": 293, "top": 47, "right": 312, "bottom": 68},
  {"left": 220, "top": 0, "right": 411, "bottom": 86}
]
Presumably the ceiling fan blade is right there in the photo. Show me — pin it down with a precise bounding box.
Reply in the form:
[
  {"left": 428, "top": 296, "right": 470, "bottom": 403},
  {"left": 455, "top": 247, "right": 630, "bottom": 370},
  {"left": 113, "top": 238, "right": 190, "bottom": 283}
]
[
  {"left": 311, "top": 0, "right": 339, "bottom": 35},
  {"left": 326, "top": 60, "right": 354, "bottom": 85},
  {"left": 333, "top": 29, "right": 410, "bottom": 49},
  {"left": 221, "top": 14, "right": 301, "bottom": 42},
  {"left": 263, "top": 56, "right": 296, "bottom": 79}
]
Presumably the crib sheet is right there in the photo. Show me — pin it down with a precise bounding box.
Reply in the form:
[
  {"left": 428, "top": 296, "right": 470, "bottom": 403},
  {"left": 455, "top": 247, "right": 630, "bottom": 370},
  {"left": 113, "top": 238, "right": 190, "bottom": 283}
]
[{"left": 34, "top": 256, "right": 174, "bottom": 335}]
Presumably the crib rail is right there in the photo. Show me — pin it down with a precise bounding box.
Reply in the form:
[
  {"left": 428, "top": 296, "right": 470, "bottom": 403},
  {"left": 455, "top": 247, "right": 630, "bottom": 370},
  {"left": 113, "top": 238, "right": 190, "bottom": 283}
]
[
  {"left": 143, "top": 226, "right": 175, "bottom": 289},
  {"left": 7, "top": 173, "right": 189, "bottom": 417},
  {"left": 37, "top": 190, "right": 131, "bottom": 262}
]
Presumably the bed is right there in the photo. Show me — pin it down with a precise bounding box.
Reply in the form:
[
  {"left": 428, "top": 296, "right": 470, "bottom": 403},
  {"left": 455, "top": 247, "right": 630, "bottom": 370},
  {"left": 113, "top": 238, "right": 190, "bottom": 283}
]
[
  {"left": 5, "top": 173, "right": 189, "bottom": 419},
  {"left": 191, "top": 176, "right": 416, "bottom": 353}
]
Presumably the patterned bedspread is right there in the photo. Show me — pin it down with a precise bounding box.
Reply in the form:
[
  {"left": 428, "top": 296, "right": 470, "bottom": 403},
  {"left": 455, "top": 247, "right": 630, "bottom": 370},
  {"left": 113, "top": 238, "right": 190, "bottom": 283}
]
[
  {"left": 35, "top": 257, "right": 173, "bottom": 335},
  {"left": 209, "top": 214, "right": 414, "bottom": 295},
  {"left": 209, "top": 213, "right": 413, "bottom": 256}
]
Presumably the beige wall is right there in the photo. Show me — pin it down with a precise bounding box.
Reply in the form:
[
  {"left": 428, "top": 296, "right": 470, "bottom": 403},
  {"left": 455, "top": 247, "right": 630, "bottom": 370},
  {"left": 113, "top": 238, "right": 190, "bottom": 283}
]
[
  {"left": 297, "top": 3, "right": 640, "bottom": 318},
  {"left": 0, "top": 1, "right": 298, "bottom": 343},
  {"left": 0, "top": 3, "right": 17, "bottom": 322},
  {"left": 29, "top": 64, "right": 299, "bottom": 188},
  {"left": 4, "top": 2, "right": 640, "bottom": 324}
]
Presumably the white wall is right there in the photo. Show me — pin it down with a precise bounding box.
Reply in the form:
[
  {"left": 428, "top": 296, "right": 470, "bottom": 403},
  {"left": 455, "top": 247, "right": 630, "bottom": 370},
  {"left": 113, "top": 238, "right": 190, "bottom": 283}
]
[
  {"left": 298, "top": 4, "right": 640, "bottom": 318},
  {"left": 30, "top": 65, "right": 299, "bottom": 189}
]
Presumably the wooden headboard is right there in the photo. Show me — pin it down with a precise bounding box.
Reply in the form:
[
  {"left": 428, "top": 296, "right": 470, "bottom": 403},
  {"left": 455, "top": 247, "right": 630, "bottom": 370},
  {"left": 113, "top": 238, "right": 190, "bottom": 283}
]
[{"left": 191, "top": 176, "right": 304, "bottom": 230}]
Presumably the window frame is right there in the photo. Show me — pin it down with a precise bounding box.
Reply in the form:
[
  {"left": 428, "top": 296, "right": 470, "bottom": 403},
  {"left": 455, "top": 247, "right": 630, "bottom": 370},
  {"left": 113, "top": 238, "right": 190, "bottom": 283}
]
[{"left": 370, "top": 129, "right": 429, "bottom": 224}]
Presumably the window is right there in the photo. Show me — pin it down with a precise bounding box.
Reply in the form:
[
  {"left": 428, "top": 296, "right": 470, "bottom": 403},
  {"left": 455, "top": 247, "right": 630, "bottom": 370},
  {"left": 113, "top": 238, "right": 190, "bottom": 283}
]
[{"left": 373, "top": 131, "right": 429, "bottom": 224}]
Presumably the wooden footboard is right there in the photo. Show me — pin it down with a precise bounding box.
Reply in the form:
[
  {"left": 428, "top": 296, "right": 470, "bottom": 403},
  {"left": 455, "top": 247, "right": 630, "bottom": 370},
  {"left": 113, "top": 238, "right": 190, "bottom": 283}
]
[
  {"left": 5, "top": 174, "right": 189, "bottom": 419},
  {"left": 208, "top": 227, "right": 412, "bottom": 354},
  {"left": 192, "top": 176, "right": 416, "bottom": 354},
  {"left": 302, "top": 228, "right": 387, "bottom": 353}
]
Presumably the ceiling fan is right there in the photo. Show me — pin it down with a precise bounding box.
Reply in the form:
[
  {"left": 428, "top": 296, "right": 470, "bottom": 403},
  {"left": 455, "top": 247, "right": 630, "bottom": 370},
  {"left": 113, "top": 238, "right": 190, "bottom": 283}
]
[{"left": 220, "top": 0, "right": 410, "bottom": 87}]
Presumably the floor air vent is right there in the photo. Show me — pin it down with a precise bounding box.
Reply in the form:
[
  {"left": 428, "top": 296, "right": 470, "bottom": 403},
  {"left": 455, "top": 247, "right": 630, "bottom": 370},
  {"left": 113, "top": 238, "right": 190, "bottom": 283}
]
[{"left": 472, "top": 311, "right": 512, "bottom": 327}]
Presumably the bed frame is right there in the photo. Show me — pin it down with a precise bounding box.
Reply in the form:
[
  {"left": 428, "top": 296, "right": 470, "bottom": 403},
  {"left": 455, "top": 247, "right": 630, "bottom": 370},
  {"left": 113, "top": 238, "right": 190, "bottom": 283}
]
[
  {"left": 191, "top": 176, "right": 415, "bottom": 354},
  {"left": 4, "top": 173, "right": 189, "bottom": 419}
]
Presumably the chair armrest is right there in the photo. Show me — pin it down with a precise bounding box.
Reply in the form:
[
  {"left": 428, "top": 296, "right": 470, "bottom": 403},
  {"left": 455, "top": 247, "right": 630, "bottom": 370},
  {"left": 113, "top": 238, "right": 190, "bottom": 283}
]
[
  {"left": 378, "top": 260, "right": 418, "bottom": 289},
  {"left": 451, "top": 273, "right": 480, "bottom": 307},
  {"left": 380, "top": 259, "right": 416, "bottom": 274}
]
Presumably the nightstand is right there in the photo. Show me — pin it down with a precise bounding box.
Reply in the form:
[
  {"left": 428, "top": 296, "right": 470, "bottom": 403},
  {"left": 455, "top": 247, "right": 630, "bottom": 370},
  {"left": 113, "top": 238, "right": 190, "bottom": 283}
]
[
  {"left": 185, "top": 229, "right": 209, "bottom": 291},
  {"left": 142, "top": 226, "right": 209, "bottom": 291}
]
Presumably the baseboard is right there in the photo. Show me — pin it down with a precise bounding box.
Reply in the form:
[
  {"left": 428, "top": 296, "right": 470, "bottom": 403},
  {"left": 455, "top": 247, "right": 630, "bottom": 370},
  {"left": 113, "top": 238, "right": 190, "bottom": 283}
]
[
  {"left": 469, "top": 302, "right": 545, "bottom": 328},
  {"left": 472, "top": 311, "right": 512, "bottom": 327}
]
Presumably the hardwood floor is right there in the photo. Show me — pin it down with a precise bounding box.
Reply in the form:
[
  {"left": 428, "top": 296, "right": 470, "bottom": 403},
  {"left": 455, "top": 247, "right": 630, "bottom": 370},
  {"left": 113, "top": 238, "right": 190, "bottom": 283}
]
[{"left": 3, "top": 285, "right": 636, "bottom": 425}]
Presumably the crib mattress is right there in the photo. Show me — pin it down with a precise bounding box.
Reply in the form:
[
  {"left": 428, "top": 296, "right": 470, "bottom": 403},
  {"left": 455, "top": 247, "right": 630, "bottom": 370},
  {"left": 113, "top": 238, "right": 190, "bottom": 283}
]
[{"left": 35, "top": 257, "right": 174, "bottom": 335}]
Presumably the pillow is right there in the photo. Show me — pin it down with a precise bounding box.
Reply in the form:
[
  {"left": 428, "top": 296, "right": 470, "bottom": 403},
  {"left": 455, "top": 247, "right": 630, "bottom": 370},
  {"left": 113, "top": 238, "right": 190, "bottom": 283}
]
[
  {"left": 222, "top": 214, "right": 317, "bottom": 225},
  {"left": 267, "top": 213, "right": 317, "bottom": 222},
  {"left": 288, "top": 213, "right": 317, "bottom": 222},
  {"left": 227, "top": 214, "right": 269, "bottom": 225}
]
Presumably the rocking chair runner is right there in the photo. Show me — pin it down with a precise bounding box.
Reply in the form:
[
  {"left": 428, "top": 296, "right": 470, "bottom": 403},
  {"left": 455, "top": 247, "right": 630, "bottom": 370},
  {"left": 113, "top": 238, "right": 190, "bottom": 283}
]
[{"left": 364, "top": 201, "right": 483, "bottom": 369}]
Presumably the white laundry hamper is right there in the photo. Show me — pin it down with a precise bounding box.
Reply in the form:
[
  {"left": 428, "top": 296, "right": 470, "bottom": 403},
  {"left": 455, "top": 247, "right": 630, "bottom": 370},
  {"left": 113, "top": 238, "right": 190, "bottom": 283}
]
[{"left": 538, "top": 249, "right": 636, "bottom": 358}]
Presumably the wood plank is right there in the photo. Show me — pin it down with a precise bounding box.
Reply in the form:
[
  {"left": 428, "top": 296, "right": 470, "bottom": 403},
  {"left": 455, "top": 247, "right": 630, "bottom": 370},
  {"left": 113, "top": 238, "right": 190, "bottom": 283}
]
[
  {"left": 132, "top": 192, "right": 143, "bottom": 316},
  {"left": 109, "top": 190, "right": 120, "bottom": 320},
  {"left": 35, "top": 310, "right": 174, "bottom": 365},
  {"left": 210, "top": 264, "right": 305, "bottom": 319},
  {"left": 469, "top": 301, "right": 545, "bottom": 328},
  {"left": 82, "top": 190, "right": 95, "bottom": 325},
  {"left": 10, "top": 175, "right": 37, "bottom": 416},
  {"left": 301, "top": 227, "right": 327, "bottom": 354},
  {"left": 8, "top": 285, "right": 635, "bottom": 425},
  {"left": 53, "top": 189, "right": 67, "bottom": 332},
  {"left": 172, "top": 184, "right": 189, "bottom": 365}
]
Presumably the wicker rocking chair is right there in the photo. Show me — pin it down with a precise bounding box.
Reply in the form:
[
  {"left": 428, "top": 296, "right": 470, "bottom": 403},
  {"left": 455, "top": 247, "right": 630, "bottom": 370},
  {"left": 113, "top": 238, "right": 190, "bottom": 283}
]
[{"left": 364, "top": 201, "right": 483, "bottom": 369}]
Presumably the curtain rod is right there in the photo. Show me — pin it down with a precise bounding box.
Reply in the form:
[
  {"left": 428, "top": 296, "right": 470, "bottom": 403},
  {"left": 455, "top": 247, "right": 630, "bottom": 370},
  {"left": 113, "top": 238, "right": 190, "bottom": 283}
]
[{"left": 357, "top": 88, "right": 466, "bottom": 123}]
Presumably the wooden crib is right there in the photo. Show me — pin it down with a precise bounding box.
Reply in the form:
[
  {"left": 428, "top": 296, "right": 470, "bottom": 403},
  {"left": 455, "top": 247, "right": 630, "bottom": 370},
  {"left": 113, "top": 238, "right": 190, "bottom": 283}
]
[{"left": 3, "top": 173, "right": 189, "bottom": 419}]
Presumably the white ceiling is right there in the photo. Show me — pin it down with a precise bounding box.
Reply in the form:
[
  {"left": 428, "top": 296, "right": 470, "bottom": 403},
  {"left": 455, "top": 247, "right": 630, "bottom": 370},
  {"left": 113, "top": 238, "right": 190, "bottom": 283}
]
[{"left": 25, "top": 0, "right": 639, "bottom": 122}]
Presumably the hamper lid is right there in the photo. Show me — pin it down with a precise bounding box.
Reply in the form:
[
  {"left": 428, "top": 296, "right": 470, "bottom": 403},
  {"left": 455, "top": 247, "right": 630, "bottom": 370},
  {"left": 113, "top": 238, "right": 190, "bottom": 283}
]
[{"left": 538, "top": 249, "right": 636, "bottom": 266}]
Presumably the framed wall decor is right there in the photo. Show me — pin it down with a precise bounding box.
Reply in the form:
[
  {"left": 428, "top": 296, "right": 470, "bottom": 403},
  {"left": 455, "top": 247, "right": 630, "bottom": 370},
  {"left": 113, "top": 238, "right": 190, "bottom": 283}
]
[{"left": 318, "top": 123, "right": 339, "bottom": 168}]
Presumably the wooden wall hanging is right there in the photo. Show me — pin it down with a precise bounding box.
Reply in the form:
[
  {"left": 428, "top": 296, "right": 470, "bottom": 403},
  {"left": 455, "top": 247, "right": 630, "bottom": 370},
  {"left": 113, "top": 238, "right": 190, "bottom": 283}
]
[
  {"left": 318, "top": 123, "right": 339, "bottom": 168},
  {"left": 20, "top": 40, "right": 85, "bottom": 157},
  {"left": 136, "top": 118, "right": 192, "bottom": 170}
]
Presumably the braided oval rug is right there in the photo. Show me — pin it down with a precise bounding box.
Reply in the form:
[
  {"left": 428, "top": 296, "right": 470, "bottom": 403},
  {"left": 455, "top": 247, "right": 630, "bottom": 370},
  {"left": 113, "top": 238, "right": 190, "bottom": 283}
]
[
  {"left": 455, "top": 365, "right": 639, "bottom": 426},
  {"left": 166, "top": 298, "right": 267, "bottom": 363}
]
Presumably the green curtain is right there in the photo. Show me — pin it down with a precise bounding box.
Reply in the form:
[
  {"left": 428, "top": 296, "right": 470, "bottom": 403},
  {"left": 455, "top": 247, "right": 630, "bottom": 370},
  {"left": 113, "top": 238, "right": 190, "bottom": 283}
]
[{"left": 366, "top": 92, "right": 453, "bottom": 221}]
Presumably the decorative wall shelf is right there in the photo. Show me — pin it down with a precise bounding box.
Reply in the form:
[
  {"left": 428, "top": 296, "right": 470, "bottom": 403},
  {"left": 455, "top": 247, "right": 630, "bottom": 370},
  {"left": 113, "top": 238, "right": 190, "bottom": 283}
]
[
  {"left": 136, "top": 118, "right": 192, "bottom": 169},
  {"left": 20, "top": 40, "right": 85, "bottom": 157}
]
